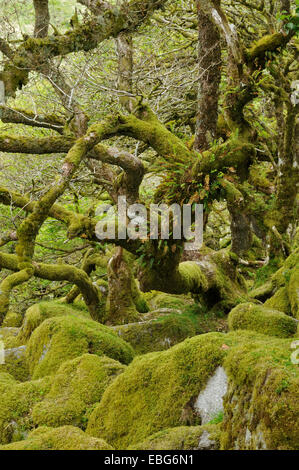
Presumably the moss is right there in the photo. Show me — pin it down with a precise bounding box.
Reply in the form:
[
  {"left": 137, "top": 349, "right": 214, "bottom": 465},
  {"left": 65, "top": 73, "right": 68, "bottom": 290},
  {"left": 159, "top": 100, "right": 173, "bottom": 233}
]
[
  {"left": 3, "top": 312, "right": 22, "bottom": 328},
  {"left": 145, "top": 292, "right": 192, "bottom": 311},
  {"left": 0, "top": 426, "right": 113, "bottom": 450},
  {"left": 86, "top": 332, "right": 227, "bottom": 448},
  {"left": 26, "top": 314, "right": 135, "bottom": 379},
  {"left": 288, "top": 264, "right": 299, "bottom": 319},
  {"left": 228, "top": 303, "right": 297, "bottom": 338},
  {"left": 32, "top": 354, "right": 125, "bottom": 429},
  {"left": 113, "top": 314, "right": 197, "bottom": 354},
  {"left": 246, "top": 33, "right": 286, "bottom": 62},
  {"left": 0, "top": 327, "right": 19, "bottom": 348},
  {"left": 0, "top": 345, "right": 30, "bottom": 382},
  {"left": 264, "top": 287, "right": 292, "bottom": 315},
  {"left": 222, "top": 331, "right": 299, "bottom": 450},
  {"left": 0, "top": 376, "right": 51, "bottom": 444},
  {"left": 18, "top": 301, "right": 90, "bottom": 344},
  {"left": 129, "top": 424, "right": 220, "bottom": 450},
  {"left": 254, "top": 258, "right": 281, "bottom": 288}
]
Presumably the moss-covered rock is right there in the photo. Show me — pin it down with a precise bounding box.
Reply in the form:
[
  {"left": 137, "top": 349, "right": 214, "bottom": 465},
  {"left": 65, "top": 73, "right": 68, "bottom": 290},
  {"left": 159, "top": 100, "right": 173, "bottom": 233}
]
[
  {"left": 0, "top": 327, "right": 20, "bottom": 348},
  {"left": 228, "top": 303, "right": 297, "bottom": 338},
  {"left": 129, "top": 424, "right": 220, "bottom": 450},
  {"left": 144, "top": 292, "right": 192, "bottom": 311},
  {"left": 0, "top": 426, "right": 113, "bottom": 450},
  {"left": 112, "top": 314, "right": 196, "bottom": 354},
  {"left": 264, "top": 287, "right": 292, "bottom": 315},
  {"left": 86, "top": 332, "right": 227, "bottom": 448},
  {"left": 26, "top": 314, "right": 135, "bottom": 379},
  {"left": 32, "top": 354, "right": 125, "bottom": 429},
  {"left": 0, "top": 375, "right": 51, "bottom": 444},
  {"left": 222, "top": 331, "right": 299, "bottom": 450},
  {"left": 87, "top": 330, "right": 299, "bottom": 450},
  {"left": 0, "top": 345, "right": 30, "bottom": 381},
  {"left": 18, "top": 301, "right": 90, "bottom": 344},
  {"left": 3, "top": 311, "right": 23, "bottom": 328}
]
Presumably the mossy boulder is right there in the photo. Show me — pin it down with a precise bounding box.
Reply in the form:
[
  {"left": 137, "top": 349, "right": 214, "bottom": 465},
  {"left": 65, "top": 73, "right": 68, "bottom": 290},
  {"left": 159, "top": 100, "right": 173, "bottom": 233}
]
[
  {"left": 264, "top": 287, "right": 292, "bottom": 315},
  {"left": 112, "top": 314, "right": 196, "bottom": 354},
  {"left": 32, "top": 354, "right": 126, "bottom": 429},
  {"left": 0, "top": 426, "right": 113, "bottom": 450},
  {"left": 3, "top": 312, "right": 23, "bottom": 328},
  {"left": 18, "top": 301, "right": 90, "bottom": 344},
  {"left": 87, "top": 330, "right": 299, "bottom": 450},
  {"left": 26, "top": 314, "right": 135, "bottom": 379},
  {"left": 129, "top": 424, "right": 220, "bottom": 450},
  {"left": 144, "top": 292, "right": 192, "bottom": 311},
  {"left": 86, "top": 332, "right": 227, "bottom": 448},
  {"left": 221, "top": 331, "right": 299, "bottom": 450},
  {"left": 228, "top": 303, "right": 298, "bottom": 338},
  {"left": 0, "top": 345, "right": 30, "bottom": 382},
  {"left": 0, "top": 327, "right": 20, "bottom": 348},
  {"left": 0, "top": 375, "right": 51, "bottom": 444}
]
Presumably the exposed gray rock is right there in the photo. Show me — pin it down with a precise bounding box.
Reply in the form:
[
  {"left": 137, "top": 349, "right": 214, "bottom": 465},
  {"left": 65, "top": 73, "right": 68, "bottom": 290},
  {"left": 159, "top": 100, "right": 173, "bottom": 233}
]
[{"left": 194, "top": 366, "right": 228, "bottom": 424}]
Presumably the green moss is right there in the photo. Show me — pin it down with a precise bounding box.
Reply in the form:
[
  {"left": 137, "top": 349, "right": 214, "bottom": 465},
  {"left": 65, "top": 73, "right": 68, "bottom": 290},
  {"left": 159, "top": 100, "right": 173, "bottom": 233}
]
[
  {"left": 32, "top": 354, "right": 125, "bottom": 429},
  {"left": 18, "top": 301, "right": 90, "bottom": 343},
  {"left": 0, "top": 327, "right": 20, "bottom": 349},
  {"left": 3, "top": 312, "right": 23, "bottom": 328},
  {"left": 254, "top": 258, "right": 281, "bottom": 288},
  {"left": 129, "top": 424, "right": 220, "bottom": 450},
  {"left": 264, "top": 287, "right": 292, "bottom": 315},
  {"left": 288, "top": 264, "right": 299, "bottom": 319},
  {"left": 222, "top": 331, "right": 299, "bottom": 450},
  {"left": 113, "top": 314, "right": 197, "bottom": 354},
  {"left": 86, "top": 332, "right": 227, "bottom": 449},
  {"left": 145, "top": 292, "right": 192, "bottom": 311},
  {"left": 228, "top": 302, "right": 297, "bottom": 338},
  {"left": 0, "top": 426, "right": 113, "bottom": 450},
  {"left": 0, "top": 345, "right": 30, "bottom": 382},
  {"left": 0, "top": 376, "right": 51, "bottom": 444},
  {"left": 26, "top": 314, "right": 135, "bottom": 379}
]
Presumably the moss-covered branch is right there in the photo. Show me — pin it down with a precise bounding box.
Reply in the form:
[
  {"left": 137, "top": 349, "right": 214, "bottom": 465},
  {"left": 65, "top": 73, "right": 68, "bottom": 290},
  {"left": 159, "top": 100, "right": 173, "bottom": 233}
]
[
  {"left": 0, "top": 106, "right": 65, "bottom": 132},
  {"left": 0, "top": 0, "right": 168, "bottom": 98},
  {"left": 0, "top": 134, "right": 74, "bottom": 154}
]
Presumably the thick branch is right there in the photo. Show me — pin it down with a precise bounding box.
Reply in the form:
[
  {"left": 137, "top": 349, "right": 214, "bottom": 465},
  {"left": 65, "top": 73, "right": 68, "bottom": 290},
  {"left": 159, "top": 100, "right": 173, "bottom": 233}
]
[
  {"left": 0, "top": 106, "right": 65, "bottom": 132},
  {"left": 0, "top": 134, "right": 74, "bottom": 154}
]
